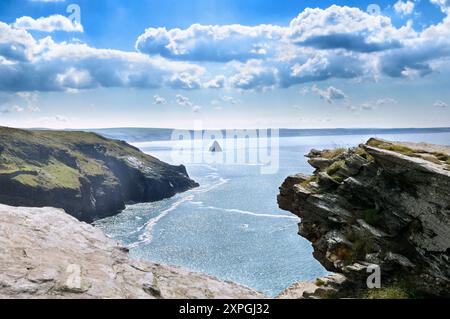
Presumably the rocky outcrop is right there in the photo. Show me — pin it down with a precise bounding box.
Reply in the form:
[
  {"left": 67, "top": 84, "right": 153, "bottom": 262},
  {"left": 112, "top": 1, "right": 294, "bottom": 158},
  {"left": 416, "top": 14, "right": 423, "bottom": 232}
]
[
  {"left": 0, "top": 126, "right": 199, "bottom": 222},
  {"left": 278, "top": 138, "right": 450, "bottom": 298},
  {"left": 0, "top": 204, "right": 264, "bottom": 299}
]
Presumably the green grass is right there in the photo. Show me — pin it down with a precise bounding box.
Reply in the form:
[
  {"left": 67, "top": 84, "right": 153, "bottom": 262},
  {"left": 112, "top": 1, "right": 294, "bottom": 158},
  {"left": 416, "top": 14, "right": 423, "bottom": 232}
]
[
  {"left": 364, "top": 286, "right": 411, "bottom": 299},
  {"left": 12, "top": 174, "right": 39, "bottom": 188},
  {"left": 0, "top": 126, "right": 160, "bottom": 191},
  {"left": 321, "top": 148, "right": 346, "bottom": 159},
  {"left": 315, "top": 278, "right": 326, "bottom": 287},
  {"left": 327, "top": 160, "right": 346, "bottom": 175},
  {"left": 301, "top": 175, "right": 318, "bottom": 188}
]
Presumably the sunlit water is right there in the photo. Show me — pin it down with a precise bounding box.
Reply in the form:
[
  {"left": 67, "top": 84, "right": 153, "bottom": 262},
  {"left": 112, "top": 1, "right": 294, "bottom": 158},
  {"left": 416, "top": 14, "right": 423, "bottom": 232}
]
[{"left": 95, "top": 132, "right": 450, "bottom": 296}]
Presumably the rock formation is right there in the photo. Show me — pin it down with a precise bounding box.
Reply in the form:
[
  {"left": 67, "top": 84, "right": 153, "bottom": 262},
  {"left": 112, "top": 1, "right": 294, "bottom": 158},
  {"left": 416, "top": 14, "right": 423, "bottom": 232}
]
[
  {"left": 278, "top": 138, "right": 450, "bottom": 298},
  {"left": 209, "top": 140, "right": 223, "bottom": 152},
  {"left": 0, "top": 204, "right": 264, "bottom": 299},
  {"left": 0, "top": 127, "right": 199, "bottom": 222}
]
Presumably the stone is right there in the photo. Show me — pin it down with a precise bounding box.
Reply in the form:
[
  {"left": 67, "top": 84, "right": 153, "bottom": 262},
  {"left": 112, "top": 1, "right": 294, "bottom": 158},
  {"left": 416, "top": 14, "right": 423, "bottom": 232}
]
[
  {"left": 278, "top": 138, "right": 450, "bottom": 298},
  {"left": 0, "top": 204, "right": 265, "bottom": 299}
]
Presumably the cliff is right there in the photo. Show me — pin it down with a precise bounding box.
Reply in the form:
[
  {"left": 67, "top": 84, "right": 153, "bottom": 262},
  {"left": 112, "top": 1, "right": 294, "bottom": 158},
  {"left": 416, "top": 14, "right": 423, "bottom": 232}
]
[
  {"left": 0, "top": 126, "right": 198, "bottom": 222},
  {"left": 278, "top": 138, "right": 450, "bottom": 298},
  {"left": 0, "top": 204, "right": 264, "bottom": 299}
]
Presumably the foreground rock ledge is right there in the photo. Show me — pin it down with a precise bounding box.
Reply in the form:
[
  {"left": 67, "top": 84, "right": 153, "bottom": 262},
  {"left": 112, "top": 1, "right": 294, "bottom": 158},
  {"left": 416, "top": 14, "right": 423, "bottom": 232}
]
[
  {"left": 278, "top": 138, "right": 450, "bottom": 298},
  {"left": 0, "top": 204, "right": 264, "bottom": 299}
]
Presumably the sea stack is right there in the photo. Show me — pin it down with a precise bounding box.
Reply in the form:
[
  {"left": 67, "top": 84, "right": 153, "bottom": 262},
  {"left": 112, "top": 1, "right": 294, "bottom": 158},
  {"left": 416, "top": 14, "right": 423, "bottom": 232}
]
[{"left": 209, "top": 140, "right": 223, "bottom": 152}]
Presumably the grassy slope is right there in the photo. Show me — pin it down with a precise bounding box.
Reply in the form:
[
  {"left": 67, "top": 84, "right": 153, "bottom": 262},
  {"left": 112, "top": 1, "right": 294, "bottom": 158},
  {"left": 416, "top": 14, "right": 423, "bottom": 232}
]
[{"left": 0, "top": 126, "right": 167, "bottom": 191}]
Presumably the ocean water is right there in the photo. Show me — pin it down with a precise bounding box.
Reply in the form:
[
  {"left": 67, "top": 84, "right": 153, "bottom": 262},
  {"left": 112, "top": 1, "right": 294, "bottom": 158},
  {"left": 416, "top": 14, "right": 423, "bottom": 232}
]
[{"left": 95, "top": 132, "right": 450, "bottom": 296}]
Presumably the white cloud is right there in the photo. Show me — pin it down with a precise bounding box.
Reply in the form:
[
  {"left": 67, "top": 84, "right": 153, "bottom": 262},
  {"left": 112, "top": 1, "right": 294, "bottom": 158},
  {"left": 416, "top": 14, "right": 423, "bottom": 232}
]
[
  {"left": 14, "top": 15, "right": 83, "bottom": 33},
  {"left": 175, "top": 94, "right": 201, "bottom": 112},
  {"left": 376, "top": 97, "right": 398, "bottom": 105},
  {"left": 153, "top": 95, "right": 167, "bottom": 105},
  {"left": 430, "top": 0, "right": 450, "bottom": 13},
  {"left": 311, "top": 85, "right": 347, "bottom": 104},
  {"left": 0, "top": 105, "right": 24, "bottom": 114},
  {"left": 222, "top": 96, "right": 237, "bottom": 104},
  {"left": 434, "top": 100, "right": 448, "bottom": 108},
  {"left": 136, "top": 24, "right": 286, "bottom": 62},
  {"left": 204, "top": 75, "right": 225, "bottom": 89},
  {"left": 0, "top": 22, "right": 204, "bottom": 92},
  {"left": 289, "top": 5, "right": 414, "bottom": 53},
  {"left": 394, "top": 1, "right": 415, "bottom": 16}
]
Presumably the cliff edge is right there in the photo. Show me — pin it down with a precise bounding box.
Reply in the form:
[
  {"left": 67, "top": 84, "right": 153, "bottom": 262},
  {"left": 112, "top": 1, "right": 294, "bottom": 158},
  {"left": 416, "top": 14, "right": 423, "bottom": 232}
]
[
  {"left": 0, "top": 204, "right": 264, "bottom": 299},
  {"left": 278, "top": 138, "right": 450, "bottom": 298},
  {"left": 0, "top": 126, "right": 198, "bottom": 222}
]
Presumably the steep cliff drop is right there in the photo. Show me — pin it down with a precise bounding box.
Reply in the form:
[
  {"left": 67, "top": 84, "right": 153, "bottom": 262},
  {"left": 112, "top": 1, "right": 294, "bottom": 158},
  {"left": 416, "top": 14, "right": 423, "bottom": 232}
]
[
  {"left": 278, "top": 138, "right": 450, "bottom": 298},
  {"left": 0, "top": 126, "right": 199, "bottom": 222}
]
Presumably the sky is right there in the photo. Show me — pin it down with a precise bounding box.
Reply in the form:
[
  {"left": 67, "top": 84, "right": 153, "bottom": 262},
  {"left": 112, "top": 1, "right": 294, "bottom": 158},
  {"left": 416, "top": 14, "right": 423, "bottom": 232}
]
[{"left": 0, "top": 0, "right": 449, "bottom": 129}]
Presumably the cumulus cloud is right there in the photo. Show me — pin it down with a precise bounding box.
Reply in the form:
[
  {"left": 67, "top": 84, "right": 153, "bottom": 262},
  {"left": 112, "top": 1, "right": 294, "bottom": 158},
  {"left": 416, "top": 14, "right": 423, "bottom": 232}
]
[
  {"left": 394, "top": 1, "right": 415, "bottom": 16},
  {"left": 229, "top": 60, "right": 278, "bottom": 91},
  {"left": 434, "top": 100, "right": 448, "bottom": 108},
  {"left": 289, "top": 5, "right": 411, "bottom": 53},
  {"left": 136, "top": 24, "right": 286, "bottom": 62},
  {"left": 153, "top": 95, "right": 167, "bottom": 105},
  {"left": 379, "top": 15, "right": 450, "bottom": 78},
  {"left": 204, "top": 75, "right": 225, "bottom": 89},
  {"left": 222, "top": 96, "right": 237, "bottom": 104},
  {"left": 430, "top": 0, "right": 450, "bottom": 12},
  {"left": 311, "top": 85, "right": 347, "bottom": 104},
  {"left": 0, "top": 22, "right": 204, "bottom": 92},
  {"left": 14, "top": 15, "right": 83, "bottom": 33},
  {"left": 3, "top": 4, "right": 450, "bottom": 94},
  {"left": 175, "top": 94, "right": 201, "bottom": 112}
]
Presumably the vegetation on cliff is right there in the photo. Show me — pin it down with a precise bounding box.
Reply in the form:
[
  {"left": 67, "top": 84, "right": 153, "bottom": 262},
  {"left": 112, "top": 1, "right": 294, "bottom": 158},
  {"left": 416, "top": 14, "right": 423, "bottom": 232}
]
[
  {"left": 0, "top": 126, "right": 198, "bottom": 222},
  {"left": 278, "top": 138, "right": 450, "bottom": 298}
]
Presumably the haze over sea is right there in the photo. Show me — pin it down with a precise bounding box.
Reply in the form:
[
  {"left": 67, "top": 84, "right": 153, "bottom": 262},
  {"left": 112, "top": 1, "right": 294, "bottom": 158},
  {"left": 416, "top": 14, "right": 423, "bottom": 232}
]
[{"left": 95, "top": 128, "right": 450, "bottom": 296}]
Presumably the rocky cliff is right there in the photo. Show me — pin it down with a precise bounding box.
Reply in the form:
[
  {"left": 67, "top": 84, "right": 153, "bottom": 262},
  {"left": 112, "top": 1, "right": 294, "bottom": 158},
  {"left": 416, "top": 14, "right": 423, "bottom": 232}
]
[
  {"left": 278, "top": 138, "right": 450, "bottom": 298},
  {"left": 0, "top": 126, "right": 198, "bottom": 222},
  {"left": 0, "top": 204, "right": 264, "bottom": 299}
]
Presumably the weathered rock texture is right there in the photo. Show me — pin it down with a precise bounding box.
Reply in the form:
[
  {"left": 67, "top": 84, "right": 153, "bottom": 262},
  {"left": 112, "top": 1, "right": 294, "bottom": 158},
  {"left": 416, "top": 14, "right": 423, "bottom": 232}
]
[
  {"left": 278, "top": 138, "right": 450, "bottom": 298},
  {"left": 0, "top": 204, "right": 264, "bottom": 299},
  {"left": 0, "top": 126, "right": 198, "bottom": 222}
]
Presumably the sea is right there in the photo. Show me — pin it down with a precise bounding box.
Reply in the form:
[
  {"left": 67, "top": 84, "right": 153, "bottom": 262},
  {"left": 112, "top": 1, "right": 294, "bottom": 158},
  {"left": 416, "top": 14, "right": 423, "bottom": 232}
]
[{"left": 94, "top": 129, "right": 450, "bottom": 296}]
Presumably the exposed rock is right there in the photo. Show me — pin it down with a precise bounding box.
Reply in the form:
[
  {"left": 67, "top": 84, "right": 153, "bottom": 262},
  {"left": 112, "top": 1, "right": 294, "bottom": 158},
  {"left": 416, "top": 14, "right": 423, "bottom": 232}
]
[
  {"left": 278, "top": 138, "right": 450, "bottom": 298},
  {"left": 0, "top": 204, "right": 265, "bottom": 299},
  {"left": 209, "top": 140, "right": 223, "bottom": 152},
  {"left": 0, "top": 126, "right": 199, "bottom": 222}
]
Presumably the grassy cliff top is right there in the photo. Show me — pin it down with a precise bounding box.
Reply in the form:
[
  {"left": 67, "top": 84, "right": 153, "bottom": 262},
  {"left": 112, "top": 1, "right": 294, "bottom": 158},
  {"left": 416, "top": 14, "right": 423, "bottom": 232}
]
[{"left": 0, "top": 126, "right": 169, "bottom": 191}]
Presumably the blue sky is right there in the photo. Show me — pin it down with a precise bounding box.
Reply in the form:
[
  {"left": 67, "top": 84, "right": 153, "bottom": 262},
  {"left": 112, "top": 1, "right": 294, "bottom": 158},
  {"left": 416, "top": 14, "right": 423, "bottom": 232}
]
[{"left": 0, "top": 0, "right": 449, "bottom": 129}]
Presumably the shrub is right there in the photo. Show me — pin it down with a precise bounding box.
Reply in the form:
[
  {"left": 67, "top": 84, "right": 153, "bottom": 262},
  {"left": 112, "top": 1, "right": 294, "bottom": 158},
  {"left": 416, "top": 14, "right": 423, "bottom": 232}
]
[
  {"left": 321, "top": 148, "right": 346, "bottom": 159},
  {"left": 327, "top": 160, "right": 345, "bottom": 175},
  {"left": 364, "top": 286, "right": 410, "bottom": 299}
]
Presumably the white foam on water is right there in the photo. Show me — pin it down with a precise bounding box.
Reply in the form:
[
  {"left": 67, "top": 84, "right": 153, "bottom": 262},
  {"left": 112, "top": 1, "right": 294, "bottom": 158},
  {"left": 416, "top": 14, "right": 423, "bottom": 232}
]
[
  {"left": 129, "top": 194, "right": 195, "bottom": 248},
  {"left": 127, "top": 170, "right": 229, "bottom": 248},
  {"left": 201, "top": 205, "right": 299, "bottom": 220}
]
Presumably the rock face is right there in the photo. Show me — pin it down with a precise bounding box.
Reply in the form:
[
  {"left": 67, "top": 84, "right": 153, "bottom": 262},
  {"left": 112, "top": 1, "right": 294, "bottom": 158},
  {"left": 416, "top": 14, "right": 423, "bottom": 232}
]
[
  {"left": 278, "top": 138, "right": 450, "bottom": 298},
  {"left": 0, "top": 204, "right": 264, "bottom": 299},
  {"left": 0, "top": 126, "right": 199, "bottom": 222},
  {"left": 209, "top": 140, "right": 223, "bottom": 152}
]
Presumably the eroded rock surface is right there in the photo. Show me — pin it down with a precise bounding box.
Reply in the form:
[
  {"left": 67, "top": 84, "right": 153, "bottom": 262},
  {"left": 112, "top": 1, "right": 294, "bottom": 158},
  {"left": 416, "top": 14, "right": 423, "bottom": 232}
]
[
  {"left": 278, "top": 138, "right": 450, "bottom": 298},
  {"left": 0, "top": 127, "right": 199, "bottom": 222},
  {"left": 0, "top": 204, "right": 264, "bottom": 299}
]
